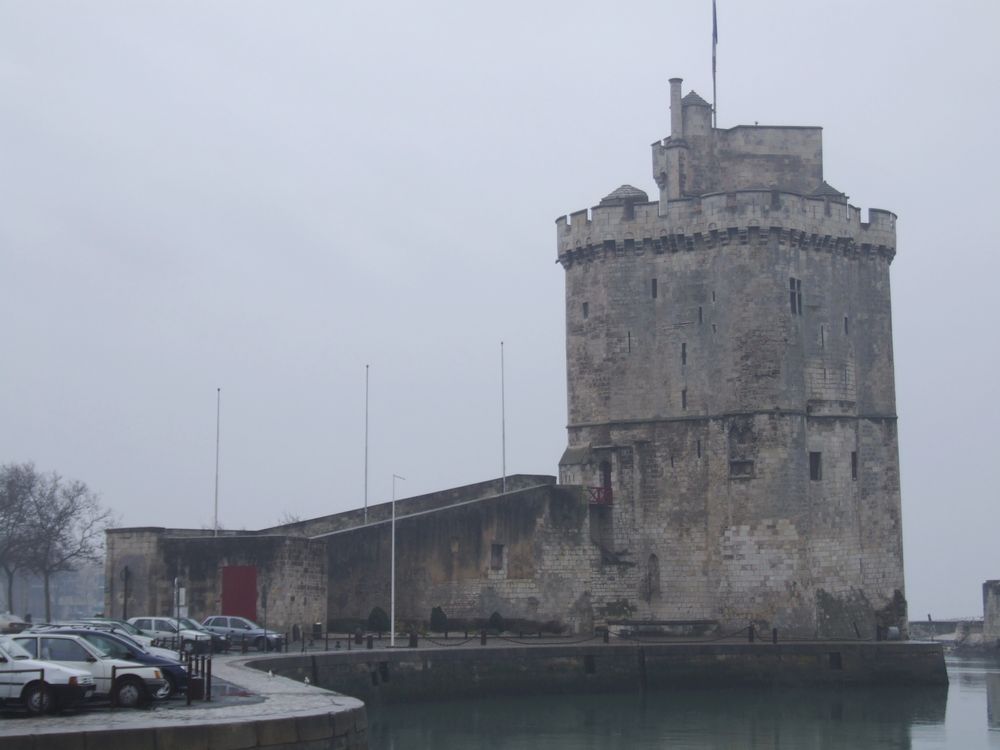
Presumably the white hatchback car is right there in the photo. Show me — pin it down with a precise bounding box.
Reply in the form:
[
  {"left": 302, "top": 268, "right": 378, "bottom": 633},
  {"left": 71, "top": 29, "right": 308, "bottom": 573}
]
[
  {"left": 128, "top": 616, "right": 213, "bottom": 653},
  {"left": 12, "top": 632, "right": 166, "bottom": 708},
  {"left": 0, "top": 635, "right": 96, "bottom": 714}
]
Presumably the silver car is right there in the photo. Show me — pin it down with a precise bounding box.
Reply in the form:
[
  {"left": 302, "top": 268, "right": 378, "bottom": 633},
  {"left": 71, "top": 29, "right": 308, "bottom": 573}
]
[{"left": 201, "top": 615, "right": 284, "bottom": 651}]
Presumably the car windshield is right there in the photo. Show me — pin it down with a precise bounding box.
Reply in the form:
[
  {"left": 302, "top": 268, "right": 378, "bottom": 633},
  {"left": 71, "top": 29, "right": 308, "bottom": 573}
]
[
  {"left": 109, "top": 620, "right": 143, "bottom": 636},
  {"left": 80, "top": 634, "right": 130, "bottom": 659},
  {"left": 108, "top": 631, "right": 146, "bottom": 651},
  {"left": 179, "top": 618, "right": 205, "bottom": 631},
  {"left": 0, "top": 636, "right": 32, "bottom": 660}
]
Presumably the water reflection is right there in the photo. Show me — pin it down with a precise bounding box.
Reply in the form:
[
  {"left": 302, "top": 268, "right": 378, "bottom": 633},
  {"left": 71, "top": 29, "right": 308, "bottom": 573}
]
[
  {"left": 989, "top": 672, "right": 1000, "bottom": 730},
  {"left": 371, "top": 683, "right": 948, "bottom": 749}
]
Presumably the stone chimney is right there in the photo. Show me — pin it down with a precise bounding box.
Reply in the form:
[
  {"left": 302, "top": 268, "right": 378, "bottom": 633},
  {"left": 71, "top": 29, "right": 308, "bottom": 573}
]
[{"left": 669, "top": 78, "right": 683, "bottom": 139}]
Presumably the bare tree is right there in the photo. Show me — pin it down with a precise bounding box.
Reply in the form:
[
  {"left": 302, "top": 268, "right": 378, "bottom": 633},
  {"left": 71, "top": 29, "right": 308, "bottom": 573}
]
[
  {"left": 1, "top": 464, "right": 113, "bottom": 621},
  {"left": 0, "top": 463, "right": 35, "bottom": 612}
]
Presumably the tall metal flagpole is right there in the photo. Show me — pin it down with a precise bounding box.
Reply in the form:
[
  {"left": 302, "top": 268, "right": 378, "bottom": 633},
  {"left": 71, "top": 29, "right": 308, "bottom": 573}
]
[
  {"left": 712, "top": 0, "right": 719, "bottom": 128},
  {"left": 213, "top": 387, "right": 221, "bottom": 537},
  {"left": 391, "top": 474, "right": 405, "bottom": 647},
  {"left": 501, "top": 341, "right": 507, "bottom": 494},
  {"left": 364, "top": 365, "right": 369, "bottom": 524}
]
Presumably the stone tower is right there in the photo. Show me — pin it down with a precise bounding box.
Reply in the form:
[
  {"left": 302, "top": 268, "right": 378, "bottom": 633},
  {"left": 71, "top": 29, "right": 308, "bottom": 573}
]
[{"left": 556, "top": 78, "right": 906, "bottom": 636}]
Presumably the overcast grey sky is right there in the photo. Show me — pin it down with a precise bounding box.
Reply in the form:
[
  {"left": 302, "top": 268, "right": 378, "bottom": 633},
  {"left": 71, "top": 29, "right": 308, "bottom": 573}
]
[{"left": 2, "top": 1, "right": 997, "bottom": 618}]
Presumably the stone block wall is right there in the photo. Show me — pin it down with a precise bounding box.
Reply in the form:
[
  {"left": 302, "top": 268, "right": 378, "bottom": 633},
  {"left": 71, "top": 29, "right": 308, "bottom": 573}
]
[
  {"left": 105, "top": 528, "right": 327, "bottom": 634},
  {"left": 984, "top": 581, "right": 1000, "bottom": 643},
  {"left": 325, "top": 484, "right": 626, "bottom": 633}
]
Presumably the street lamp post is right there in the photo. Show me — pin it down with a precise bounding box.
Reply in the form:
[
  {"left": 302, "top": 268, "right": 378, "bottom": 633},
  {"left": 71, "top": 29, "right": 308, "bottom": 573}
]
[{"left": 391, "top": 474, "right": 405, "bottom": 648}]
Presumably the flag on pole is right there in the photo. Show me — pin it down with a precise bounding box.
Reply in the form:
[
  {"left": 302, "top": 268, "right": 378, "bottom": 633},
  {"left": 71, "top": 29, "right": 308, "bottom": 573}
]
[
  {"left": 712, "top": 0, "right": 718, "bottom": 127},
  {"left": 712, "top": 0, "right": 718, "bottom": 75}
]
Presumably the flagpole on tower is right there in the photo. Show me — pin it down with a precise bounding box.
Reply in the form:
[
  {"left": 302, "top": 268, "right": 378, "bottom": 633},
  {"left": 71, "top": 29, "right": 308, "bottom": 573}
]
[{"left": 712, "top": 0, "right": 718, "bottom": 128}]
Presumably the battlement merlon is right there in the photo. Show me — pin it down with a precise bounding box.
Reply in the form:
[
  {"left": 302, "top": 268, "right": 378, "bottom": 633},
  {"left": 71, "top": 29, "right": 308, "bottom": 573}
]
[{"left": 553, "top": 191, "right": 896, "bottom": 261}]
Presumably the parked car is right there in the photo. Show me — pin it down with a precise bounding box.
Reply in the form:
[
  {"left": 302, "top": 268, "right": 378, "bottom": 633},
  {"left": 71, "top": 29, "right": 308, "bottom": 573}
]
[
  {"left": 43, "top": 627, "right": 188, "bottom": 699},
  {"left": 127, "top": 616, "right": 213, "bottom": 653},
  {"left": 0, "top": 613, "right": 28, "bottom": 634},
  {"left": 201, "top": 615, "right": 284, "bottom": 651},
  {"left": 0, "top": 635, "right": 96, "bottom": 715},
  {"left": 12, "top": 632, "right": 166, "bottom": 708},
  {"left": 68, "top": 617, "right": 155, "bottom": 645},
  {"left": 59, "top": 619, "right": 178, "bottom": 660},
  {"left": 175, "top": 617, "right": 230, "bottom": 653}
]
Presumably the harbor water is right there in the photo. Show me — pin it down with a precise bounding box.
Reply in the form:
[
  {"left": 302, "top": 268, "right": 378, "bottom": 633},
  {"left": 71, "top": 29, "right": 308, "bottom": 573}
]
[{"left": 370, "top": 656, "right": 1000, "bottom": 749}]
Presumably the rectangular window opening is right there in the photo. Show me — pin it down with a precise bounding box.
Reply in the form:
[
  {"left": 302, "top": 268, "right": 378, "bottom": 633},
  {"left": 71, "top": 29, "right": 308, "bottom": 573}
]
[
  {"left": 809, "top": 452, "right": 822, "bottom": 481},
  {"left": 651, "top": 278, "right": 658, "bottom": 298},
  {"left": 844, "top": 315, "right": 850, "bottom": 335},
  {"left": 821, "top": 325, "right": 826, "bottom": 349},
  {"left": 490, "top": 543, "right": 504, "bottom": 570},
  {"left": 681, "top": 342, "right": 687, "bottom": 366},
  {"left": 582, "top": 302, "right": 589, "bottom": 320},
  {"left": 712, "top": 290, "right": 716, "bottom": 303},
  {"left": 789, "top": 277, "right": 803, "bottom": 315},
  {"left": 698, "top": 306, "right": 703, "bottom": 324},
  {"left": 697, "top": 439, "right": 702, "bottom": 458},
  {"left": 681, "top": 389, "right": 688, "bottom": 410},
  {"left": 627, "top": 331, "right": 632, "bottom": 352},
  {"left": 729, "top": 460, "right": 755, "bottom": 478},
  {"left": 851, "top": 451, "right": 858, "bottom": 481}
]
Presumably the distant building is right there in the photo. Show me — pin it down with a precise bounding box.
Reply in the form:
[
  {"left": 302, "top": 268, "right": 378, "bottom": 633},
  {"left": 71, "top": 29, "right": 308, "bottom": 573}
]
[{"left": 106, "top": 77, "right": 907, "bottom": 638}]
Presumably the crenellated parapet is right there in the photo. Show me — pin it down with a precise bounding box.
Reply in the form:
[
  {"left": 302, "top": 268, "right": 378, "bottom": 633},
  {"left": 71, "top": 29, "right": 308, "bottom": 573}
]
[{"left": 555, "top": 190, "right": 896, "bottom": 267}]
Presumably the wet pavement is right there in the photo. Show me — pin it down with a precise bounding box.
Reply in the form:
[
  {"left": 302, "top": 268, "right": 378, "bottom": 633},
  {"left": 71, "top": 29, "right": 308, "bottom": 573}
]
[{"left": 0, "top": 653, "right": 363, "bottom": 735}]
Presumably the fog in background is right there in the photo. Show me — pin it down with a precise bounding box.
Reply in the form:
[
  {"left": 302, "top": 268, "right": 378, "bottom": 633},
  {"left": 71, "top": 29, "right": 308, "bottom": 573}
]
[{"left": 2, "top": 1, "right": 997, "bottom": 618}]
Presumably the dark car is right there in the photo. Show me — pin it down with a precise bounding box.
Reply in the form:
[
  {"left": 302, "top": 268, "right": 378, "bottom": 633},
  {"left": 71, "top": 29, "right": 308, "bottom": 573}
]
[
  {"left": 176, "top": 617, "right": 230, "bottom": 653},
  {"left": 42, "top": 627, "right": 188, "bottom": 699}
]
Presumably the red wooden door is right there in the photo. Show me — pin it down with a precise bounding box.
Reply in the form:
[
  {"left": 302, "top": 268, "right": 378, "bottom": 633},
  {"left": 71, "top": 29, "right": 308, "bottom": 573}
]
[{"left": 221, "top": 566, "right": 257, "bottom": 620}]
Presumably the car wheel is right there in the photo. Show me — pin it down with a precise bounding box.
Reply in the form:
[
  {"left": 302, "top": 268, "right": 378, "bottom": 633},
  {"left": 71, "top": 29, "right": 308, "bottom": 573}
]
[
  {"left": 155, "top": 673, "right": 176, "bottom": 700},
  {"left": 23, "top": 682, "right": 52, "bottom": 716},
  {"left": 114, "top": 677, "right": 146, "bottom": 709}
]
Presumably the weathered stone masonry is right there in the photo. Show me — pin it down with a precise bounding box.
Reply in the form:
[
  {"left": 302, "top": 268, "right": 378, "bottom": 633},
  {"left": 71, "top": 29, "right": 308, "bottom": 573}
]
[
  {"left": 105, "top": 77, "right": 908, "bottom": 640},
  {"left": 556, "top": 78, "right": 906, "bottom": 636}
]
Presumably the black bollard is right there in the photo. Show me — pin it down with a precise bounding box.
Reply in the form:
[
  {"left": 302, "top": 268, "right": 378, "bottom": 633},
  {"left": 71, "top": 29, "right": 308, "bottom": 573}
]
[
  {"left": 480, "top": 630, "right": 487, "bottom": 646},
  {"left": 354, "top": 628, "right": 363, "bottom": 645},
  {"left": 772, "top": 628, "right": 778, "bottom": 645},
  {"left": 366, "top": 634, "right": 373, "bottom": 650},
  {"left": 335, "top": 640, "right": 341, "bottom": 650},
  {"left": 206, "top": 656, "right": 212, "bottom": 701},
  {"left": 408, "top": 630, "right": 418, "bottom": 648},
  {"left": 603, "top": 629, "right": 610, "bottom": 644},
  {"left": 748, "top": 624, "right": 755, "bottom": 643}
]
